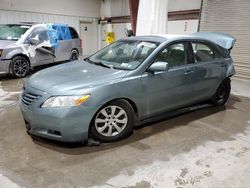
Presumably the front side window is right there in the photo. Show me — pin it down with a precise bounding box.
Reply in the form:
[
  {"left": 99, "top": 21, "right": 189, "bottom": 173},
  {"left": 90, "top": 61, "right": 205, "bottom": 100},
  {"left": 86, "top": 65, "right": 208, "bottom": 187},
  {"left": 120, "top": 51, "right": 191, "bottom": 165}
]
[
  {"left": 154, "top": 43, "right": 187, "bottom": 67},
  {"left": 29, "top": 27, "right": 49, "bottom": 45},
  {"left": 0, "top": 24, "right": 30, "bottom": 41},
  {"left": 191, "top": 42, "right": 223, "bottom": 62},
  {"left": 89, "top": 40, "right": 158, "bottom": 70}
]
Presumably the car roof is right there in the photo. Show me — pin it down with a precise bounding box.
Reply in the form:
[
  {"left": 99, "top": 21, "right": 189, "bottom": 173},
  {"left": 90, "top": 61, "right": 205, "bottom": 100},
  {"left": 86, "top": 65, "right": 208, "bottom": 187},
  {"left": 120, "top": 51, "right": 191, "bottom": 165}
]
[{"left": 126, "top": 34, "right": 196, "bottom": 43}]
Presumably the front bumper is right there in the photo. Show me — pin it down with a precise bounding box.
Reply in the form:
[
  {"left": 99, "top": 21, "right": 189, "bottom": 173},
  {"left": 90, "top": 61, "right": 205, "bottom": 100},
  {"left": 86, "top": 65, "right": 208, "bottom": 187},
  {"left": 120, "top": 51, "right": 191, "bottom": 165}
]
[
  {"left": 19, "top": 86, "right": 97, "bottom": 142},
  {"left": 0, "top": 58, "right": 11, "bottom": 74}
]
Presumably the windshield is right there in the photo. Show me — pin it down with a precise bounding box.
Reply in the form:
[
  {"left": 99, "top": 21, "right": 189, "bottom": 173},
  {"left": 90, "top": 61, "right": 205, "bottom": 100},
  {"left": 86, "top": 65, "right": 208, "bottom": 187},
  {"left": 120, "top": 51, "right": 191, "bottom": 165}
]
[
  {"left": 89, "top": 40, "right": 158, "bottom": 70},
  {"left": 0, "top": 24, "right": 30, "bottom": 41}
]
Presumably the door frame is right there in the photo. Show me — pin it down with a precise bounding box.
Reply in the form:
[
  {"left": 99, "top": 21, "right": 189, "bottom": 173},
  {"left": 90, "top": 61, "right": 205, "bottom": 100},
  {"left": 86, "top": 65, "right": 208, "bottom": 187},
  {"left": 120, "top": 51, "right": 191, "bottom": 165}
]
[{"left": 79, "top": 20, "right": 97, "bottom": 56}]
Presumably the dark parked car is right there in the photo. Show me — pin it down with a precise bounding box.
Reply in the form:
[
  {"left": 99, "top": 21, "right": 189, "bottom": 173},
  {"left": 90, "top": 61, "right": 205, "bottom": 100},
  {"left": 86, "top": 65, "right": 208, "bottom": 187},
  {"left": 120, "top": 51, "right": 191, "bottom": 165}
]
[{"left": 19, "top": 32, "right": 235, "bottom": 143}]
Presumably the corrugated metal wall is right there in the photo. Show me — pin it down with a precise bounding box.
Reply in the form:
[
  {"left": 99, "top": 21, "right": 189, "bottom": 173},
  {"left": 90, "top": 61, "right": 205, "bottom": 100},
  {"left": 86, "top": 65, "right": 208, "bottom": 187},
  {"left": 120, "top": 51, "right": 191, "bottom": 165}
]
[
  {"left": 200, "top": 0, "right": 250, "bottom": 81},
  {"left": 0, "top": 9, "right": 97, "bottom": 34}
]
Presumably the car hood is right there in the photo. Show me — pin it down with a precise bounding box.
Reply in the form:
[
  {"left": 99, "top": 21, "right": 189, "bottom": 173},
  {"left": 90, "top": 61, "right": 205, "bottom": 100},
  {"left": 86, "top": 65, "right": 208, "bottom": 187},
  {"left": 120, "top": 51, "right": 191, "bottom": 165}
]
[
  {"left": 27, "top": 61, "right": 128, "bottom": 94},
  {"left": 0, "top": 40, "right": 16, "bottom": 49}
]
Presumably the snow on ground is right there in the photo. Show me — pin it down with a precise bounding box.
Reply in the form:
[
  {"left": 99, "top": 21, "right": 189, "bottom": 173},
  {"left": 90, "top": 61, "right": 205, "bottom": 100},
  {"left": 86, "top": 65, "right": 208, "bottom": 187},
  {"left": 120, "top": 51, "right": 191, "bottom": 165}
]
[
  {"left": 0, "top": 82, "right": 19, "bottom": 108},
  {"left": 93, "top": 125, "right": 250, "bottom": 188},
  {"left": 0, "top": 174, "right": 20, "bottom": 188}
]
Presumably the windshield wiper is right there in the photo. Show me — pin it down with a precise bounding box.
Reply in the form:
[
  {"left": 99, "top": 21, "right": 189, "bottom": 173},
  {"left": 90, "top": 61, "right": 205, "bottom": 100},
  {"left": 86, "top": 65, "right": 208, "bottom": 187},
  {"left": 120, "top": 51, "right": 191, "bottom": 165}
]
[
  {"left": 84, "top": 57, "right": 93, "bottom": 63},
  {"left": 84, "top": 57, "right": 113, "bottom": 69},
  {"left": 96, "top": 61, "right": 113, "bottom": 69}
]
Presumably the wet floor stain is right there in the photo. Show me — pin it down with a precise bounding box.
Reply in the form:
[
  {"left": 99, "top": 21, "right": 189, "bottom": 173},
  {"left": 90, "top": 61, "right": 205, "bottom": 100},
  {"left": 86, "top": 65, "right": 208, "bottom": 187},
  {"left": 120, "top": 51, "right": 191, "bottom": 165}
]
[{"left": 93, "top": 125, "right": 250, "bottom": 188}]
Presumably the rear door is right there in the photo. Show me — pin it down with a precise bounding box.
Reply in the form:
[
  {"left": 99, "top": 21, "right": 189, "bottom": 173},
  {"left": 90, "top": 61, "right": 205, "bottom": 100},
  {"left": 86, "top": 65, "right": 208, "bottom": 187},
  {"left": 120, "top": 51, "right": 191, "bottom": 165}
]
[
  {"left": 53, "top": 25, "right": 72, "bottom": 62},
  {"left": 189, "top": 41, "right": 227, "bottom": 101}
]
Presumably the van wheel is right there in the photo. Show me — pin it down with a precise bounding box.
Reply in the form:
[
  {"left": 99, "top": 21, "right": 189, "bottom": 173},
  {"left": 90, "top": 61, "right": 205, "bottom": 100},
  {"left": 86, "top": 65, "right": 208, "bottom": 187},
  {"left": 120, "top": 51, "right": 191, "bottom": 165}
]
[
  {"left": 10, "top": 56, "right": 30, "bottom": 78},
  {"left": 90, "top": 100, "right": 135, "bottom": 142},
  {"left": 70, "top": 49, "right": 79, "bottom": 61},
  {"left": 211, "top": 78, "right": 231, "bottom": 106}
]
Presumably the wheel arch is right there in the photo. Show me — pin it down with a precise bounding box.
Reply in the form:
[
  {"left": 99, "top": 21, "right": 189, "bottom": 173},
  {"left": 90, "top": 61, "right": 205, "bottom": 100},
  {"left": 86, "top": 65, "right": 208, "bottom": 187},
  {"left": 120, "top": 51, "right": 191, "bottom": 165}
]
[
  {"left": 9, "top": 53, "right": 30, "bottom": 72},
  {"left": 71, "top": 48, "right": 79, "bottom": 52}
]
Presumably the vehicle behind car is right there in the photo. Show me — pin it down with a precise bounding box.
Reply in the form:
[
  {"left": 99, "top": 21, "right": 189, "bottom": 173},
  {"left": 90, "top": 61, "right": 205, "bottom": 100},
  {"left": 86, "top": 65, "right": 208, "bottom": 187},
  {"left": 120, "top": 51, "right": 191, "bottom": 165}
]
[{"left": 0, "top": 23, "right": 81, "bottom": 78}]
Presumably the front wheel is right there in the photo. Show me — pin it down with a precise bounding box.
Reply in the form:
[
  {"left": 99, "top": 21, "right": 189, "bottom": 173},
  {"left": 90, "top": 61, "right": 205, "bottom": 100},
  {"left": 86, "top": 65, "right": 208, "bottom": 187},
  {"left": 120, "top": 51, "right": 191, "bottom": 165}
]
[
  {"left": 10, "top": 56, "right": 30, "bottom": 78},
  {"left": 211, "top": 78, "right": 231, "bottom": 106},
  {"left": 90, "top": 100, "right": 135, "bottom": 142}
]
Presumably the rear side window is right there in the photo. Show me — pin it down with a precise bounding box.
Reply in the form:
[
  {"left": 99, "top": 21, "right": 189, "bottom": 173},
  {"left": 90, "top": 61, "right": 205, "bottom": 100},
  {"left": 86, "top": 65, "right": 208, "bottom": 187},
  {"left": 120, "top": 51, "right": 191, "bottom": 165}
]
[
  {"left": 69, "top": 27, "right": 79, "bottom": 39},
  {"left": 191, "top": 42, "right": 224, "bottom": 63}
]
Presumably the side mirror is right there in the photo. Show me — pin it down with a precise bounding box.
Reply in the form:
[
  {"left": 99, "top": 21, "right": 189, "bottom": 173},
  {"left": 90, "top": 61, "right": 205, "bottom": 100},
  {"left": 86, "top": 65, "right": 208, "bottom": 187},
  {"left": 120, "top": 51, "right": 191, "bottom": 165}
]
[
  {"left": 148, "top": 61, "right": 169, "bottom": 73},
  {"left": 29, "top": 37, "right": 39, "bottom": 45}
]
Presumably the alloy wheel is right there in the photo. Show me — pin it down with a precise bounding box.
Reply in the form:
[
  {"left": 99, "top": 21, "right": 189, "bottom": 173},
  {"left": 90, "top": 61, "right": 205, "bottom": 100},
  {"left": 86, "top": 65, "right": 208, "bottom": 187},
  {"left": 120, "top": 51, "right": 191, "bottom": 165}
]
[
  {"left": 95, "top": 105, "right": 128, "bottom": 137},
  {"left": 13, "top": 59, "right": 28, "bottom": 77}
]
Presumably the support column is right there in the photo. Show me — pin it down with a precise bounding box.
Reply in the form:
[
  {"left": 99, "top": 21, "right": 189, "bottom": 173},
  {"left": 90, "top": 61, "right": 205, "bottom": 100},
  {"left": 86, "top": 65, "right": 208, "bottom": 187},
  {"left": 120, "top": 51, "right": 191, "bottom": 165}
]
[{"left": 129, "top": 0, "right": 139, "bottom": 35}]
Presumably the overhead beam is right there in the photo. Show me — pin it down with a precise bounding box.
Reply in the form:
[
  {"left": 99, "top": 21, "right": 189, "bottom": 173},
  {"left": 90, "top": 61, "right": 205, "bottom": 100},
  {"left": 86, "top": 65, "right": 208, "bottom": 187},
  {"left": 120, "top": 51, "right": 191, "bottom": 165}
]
[
  {"left": 98, "top": 9, "right": 200, "bottom": 24},
  {"left": 168, "top": 9, "right": 200, "bottom": 21},
  {"left": 99, "top": 16, "right": 131, "bottom": 24}
]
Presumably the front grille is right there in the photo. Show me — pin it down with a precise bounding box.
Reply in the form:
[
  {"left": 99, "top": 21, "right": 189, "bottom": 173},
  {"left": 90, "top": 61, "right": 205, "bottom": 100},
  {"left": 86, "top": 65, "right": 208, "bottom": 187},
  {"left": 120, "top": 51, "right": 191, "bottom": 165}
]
[{"left": 21, "top": 92, "right": 41, "bottom": 106}]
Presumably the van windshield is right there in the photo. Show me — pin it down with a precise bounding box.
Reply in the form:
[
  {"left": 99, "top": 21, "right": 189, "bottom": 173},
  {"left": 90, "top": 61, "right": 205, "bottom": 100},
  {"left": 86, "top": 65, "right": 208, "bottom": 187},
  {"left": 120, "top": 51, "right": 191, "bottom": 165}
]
[{"left": 0, "top": 24, "right": 30, "bottom": 41}]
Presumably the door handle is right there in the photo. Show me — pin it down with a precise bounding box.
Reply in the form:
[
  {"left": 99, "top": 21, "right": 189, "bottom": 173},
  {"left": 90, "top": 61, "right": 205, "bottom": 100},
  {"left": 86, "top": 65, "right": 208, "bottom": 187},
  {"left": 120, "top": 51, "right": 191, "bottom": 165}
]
[{"left": 184, "top": 70, "right": 194, "bottom": 75}]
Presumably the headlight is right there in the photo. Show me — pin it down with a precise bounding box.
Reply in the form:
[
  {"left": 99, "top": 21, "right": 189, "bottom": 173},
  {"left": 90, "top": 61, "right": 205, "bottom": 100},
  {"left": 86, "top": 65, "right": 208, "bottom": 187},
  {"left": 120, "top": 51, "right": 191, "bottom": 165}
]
[{"left": 41, "top": 95, "right": 90, "bottom": 108}]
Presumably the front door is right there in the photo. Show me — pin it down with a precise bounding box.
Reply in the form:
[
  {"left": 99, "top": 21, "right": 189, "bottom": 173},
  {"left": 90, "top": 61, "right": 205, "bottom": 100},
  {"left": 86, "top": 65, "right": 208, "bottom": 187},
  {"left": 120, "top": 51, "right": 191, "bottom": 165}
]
[
  {"left": 141, "top": 42, "right": 196, "bottom": 118},
  {"left": 28, "top": 26, "right": 54, "bottom": 66}
]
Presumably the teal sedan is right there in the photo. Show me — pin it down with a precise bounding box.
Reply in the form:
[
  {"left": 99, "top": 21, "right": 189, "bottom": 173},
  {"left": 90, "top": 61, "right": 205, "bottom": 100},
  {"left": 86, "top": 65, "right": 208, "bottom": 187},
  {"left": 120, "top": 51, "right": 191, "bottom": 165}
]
[{"left": 19, "top": 32, "right": 236, "bottom": 143}]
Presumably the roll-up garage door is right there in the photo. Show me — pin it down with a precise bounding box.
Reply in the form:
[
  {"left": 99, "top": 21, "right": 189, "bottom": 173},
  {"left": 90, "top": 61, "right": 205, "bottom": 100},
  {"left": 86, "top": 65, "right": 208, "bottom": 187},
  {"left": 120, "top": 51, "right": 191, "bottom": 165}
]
[{"left": 199, "top": 0, "right": 250, "bottom": 81}]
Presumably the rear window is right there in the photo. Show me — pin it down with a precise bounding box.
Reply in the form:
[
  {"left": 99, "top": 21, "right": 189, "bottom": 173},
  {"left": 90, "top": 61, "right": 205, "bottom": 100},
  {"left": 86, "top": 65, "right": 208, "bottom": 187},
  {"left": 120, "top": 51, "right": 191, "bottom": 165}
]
[{"left": 69, "top": 27, "right": 79, "bottom": 39}]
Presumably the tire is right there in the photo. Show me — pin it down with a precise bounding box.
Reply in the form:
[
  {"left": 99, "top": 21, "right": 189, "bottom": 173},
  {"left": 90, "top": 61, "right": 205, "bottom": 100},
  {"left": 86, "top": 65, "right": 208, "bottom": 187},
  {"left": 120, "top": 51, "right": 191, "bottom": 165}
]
[
  {"left": 90, "top": 99, "right": 135, "bottom": 142},
  {"left": 211, "top": 78, "right": 231, "bottom": 106},
  {"left": 69, "top": 49, "right": 79, "bottom": 61},
  {"left": 10, "top": 56, "right": 30, "bottom": 78}
]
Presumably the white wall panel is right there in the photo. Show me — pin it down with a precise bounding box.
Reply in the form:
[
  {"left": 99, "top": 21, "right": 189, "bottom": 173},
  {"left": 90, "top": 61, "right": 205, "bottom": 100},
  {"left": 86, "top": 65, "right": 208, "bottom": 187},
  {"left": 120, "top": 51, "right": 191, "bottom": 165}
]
[
  {"left": 168, "top": 0, "right": 201, "bottom": 11},
  {"left": 0, "top": 0, "right": 100, "bottom": 18},
  {"left": 0, "top": 9, "right": 97, "bottom": 34},
  {"left": 100, "top": 0, "right": 129, "bottom": 18},
  {"left": 168, "top": 20, "right": 199, "bottom": 34}
]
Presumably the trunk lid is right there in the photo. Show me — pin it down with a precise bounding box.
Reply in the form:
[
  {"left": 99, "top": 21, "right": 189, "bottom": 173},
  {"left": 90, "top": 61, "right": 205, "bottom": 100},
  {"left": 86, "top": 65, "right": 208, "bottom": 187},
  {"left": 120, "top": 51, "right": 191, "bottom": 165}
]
[{"left": 192, "top": 32, "right": 236, "bottom": 51}]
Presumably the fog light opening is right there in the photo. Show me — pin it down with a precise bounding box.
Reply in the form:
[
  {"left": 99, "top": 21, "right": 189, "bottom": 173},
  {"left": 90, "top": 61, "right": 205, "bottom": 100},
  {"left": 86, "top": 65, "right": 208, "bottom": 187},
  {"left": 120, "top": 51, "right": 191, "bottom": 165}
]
[{"left": 47, "top": 129, "right": 62, "bottom": 136}]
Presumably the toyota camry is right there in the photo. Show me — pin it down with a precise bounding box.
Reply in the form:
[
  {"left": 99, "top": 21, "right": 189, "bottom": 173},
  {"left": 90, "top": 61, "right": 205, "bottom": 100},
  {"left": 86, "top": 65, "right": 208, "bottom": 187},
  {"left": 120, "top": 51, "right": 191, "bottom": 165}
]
[{"left": 19, "top": 32, "right": 236, "bottom": 143}]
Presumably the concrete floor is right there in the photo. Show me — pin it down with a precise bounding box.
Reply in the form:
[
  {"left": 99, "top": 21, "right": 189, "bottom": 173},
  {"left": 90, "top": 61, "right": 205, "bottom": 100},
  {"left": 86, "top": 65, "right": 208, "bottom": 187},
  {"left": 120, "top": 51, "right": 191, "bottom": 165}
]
[{"left": 0, "top": 74, "right": 250, "bottom": 188}]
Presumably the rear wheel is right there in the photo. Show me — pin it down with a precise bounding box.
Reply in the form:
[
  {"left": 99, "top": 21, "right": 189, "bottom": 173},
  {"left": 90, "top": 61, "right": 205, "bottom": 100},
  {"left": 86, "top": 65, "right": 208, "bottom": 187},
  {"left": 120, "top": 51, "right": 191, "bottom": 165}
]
[
  {"left": 90, "top": 100, "right": 134, "bottom": 142},
  {"left": 69, "top": 49, "right": 79, "bottom": 61},
  {"left": 211, "top": 78, "right": 231, "bottom": 106},
  {"left": 10, "top": 56, "right": 30, "bottom": 78}
]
